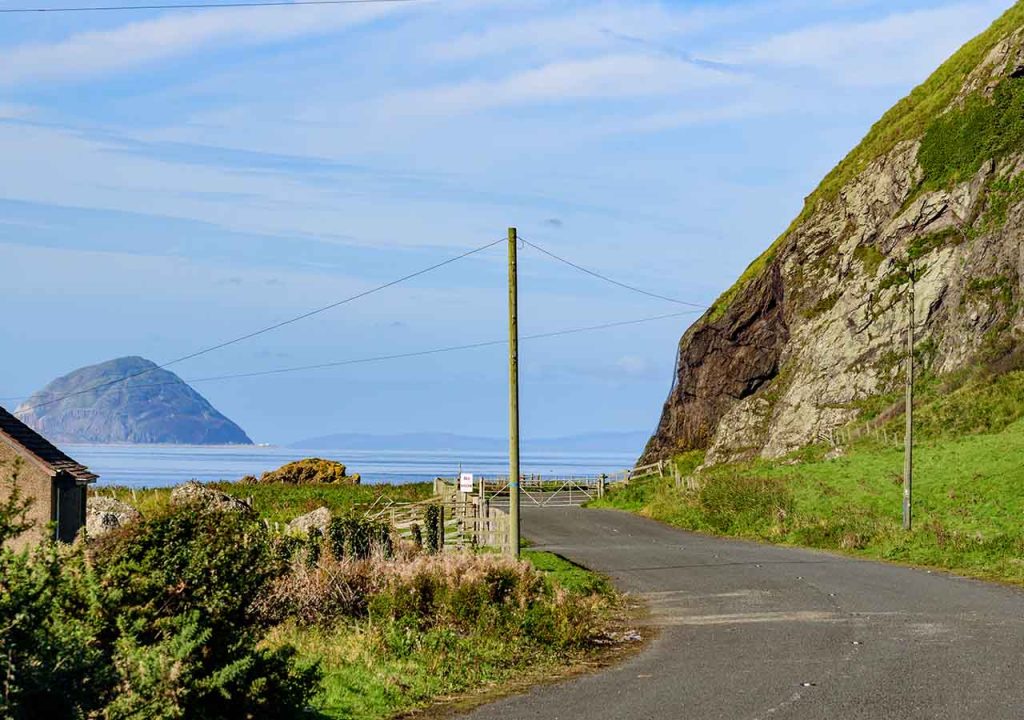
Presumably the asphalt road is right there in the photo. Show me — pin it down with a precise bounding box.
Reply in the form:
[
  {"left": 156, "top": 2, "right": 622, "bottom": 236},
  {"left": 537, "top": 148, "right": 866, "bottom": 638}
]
[{"left": 460, "top": 507, "right": 1024, "bottom": 720}]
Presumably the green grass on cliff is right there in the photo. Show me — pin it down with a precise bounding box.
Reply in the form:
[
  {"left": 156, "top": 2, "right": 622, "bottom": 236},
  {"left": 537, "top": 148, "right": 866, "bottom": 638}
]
[
  {"left": 595, "top": 370, "right": 1024, "bottom": 585},
  {"left": 707, "top": 1, "right": 1024, "bottom": 321}
]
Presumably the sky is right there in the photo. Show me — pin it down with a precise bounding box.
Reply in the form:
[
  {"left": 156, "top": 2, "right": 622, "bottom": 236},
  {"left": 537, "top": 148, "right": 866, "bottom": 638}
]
[{"left": 0, "top": 0, "right": 1013, "bottom": 445}]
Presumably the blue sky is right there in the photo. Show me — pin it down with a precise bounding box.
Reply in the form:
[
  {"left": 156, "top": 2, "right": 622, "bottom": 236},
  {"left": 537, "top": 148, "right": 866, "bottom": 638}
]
[{"left": 0, "top": 0, "right": 1012, "bottom": 444}]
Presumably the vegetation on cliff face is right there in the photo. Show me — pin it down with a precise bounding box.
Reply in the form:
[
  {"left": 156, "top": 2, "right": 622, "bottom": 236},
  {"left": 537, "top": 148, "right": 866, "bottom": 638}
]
[
  {"left": 707, "top": 2, "right": 1024, "bottom": 322},
  {"left": 15, "top": 356, "right": 252, "bottom": 445},
  {"left": 919, "top": 75, "right": 1024, "bottom": 188}
]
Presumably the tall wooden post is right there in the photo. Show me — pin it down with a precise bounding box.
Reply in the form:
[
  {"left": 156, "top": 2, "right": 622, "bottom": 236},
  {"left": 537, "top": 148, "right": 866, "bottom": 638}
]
[
  {"left": 903, "top": 268, "right": 915, "bottom": 531},
  {"left": 508, "top": 227, "right": 521, "bottom": 557}
]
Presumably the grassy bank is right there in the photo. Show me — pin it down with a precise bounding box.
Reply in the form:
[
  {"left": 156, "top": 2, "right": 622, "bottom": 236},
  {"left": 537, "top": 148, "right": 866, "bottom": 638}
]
[
  {"left": 275, "top": 551, "right": 618, "bottom": 719},
  {"left": 594, "top": 417, "right": 1024, "bottom": 585}
]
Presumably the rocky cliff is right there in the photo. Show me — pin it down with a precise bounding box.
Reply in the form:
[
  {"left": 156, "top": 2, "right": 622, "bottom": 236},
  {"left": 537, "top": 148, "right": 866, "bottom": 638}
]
[
  {"left": 16, "top": 357, "right": 253, "bottom": 445},
  {"left": 644, "top": 5, "right": 1024, "bottom": 466}
]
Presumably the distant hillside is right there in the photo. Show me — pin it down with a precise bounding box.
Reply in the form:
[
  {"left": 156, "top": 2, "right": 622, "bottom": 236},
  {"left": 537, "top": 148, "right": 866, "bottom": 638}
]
[
  {"left": 290, "top": 431, "right": 649, "bottom": 454},
  {"left": 16, "top": 356, "right": 252, "bottom": 445}
]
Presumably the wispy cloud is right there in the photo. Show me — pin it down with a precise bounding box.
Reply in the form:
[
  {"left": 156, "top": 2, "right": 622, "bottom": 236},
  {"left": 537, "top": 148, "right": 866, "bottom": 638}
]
[
  {"left": 717, "top": 1, "right": 1007, "bottom": 86},
  {"left": 0, "top": 103, "right": 35, "bottom": 119},
  {"left": 371, "top": 54, "right": 745, "bottom": 117},
  {"left": 0, "top": 3, "right": 403, "bottom": 86}
]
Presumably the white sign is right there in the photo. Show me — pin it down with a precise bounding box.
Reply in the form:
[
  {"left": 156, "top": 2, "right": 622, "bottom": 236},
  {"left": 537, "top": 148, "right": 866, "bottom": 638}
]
[{"left": 459, "top": 472, "right": 475, "bottom": 493}]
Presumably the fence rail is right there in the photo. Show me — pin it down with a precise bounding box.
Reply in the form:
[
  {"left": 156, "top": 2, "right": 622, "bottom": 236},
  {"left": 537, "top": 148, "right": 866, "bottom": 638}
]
[{"left": 358, "top": 464, "right": 674, "bottom": 553}]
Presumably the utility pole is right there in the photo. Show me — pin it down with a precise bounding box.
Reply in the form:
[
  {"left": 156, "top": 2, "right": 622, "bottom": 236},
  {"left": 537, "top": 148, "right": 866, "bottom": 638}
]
[
  {"left": 507, "top": 227, "right": 521, "bottom": 557},
  {"left": 903, "top": 264, "right": 915, "bottom": 531}
]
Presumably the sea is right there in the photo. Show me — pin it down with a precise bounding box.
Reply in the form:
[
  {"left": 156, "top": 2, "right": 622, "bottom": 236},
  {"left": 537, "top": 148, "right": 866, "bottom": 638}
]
[{"left": 68, "top": 444, "right": 639, "bottom": 489}]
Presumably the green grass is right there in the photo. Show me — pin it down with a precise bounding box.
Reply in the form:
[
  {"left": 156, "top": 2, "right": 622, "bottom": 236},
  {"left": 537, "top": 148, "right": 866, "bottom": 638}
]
[
  {"left": 919, "top": 76, "right": 1024, "bottom": 189},
  {"left": 601, "top": 419, "right": 1024, "bottom": 584},
  {"left": 705, "top": 1, "right": 1024, "bottom": 322},
  {"left": 521, "top": 550, "right": 613, "bottom": 596},
  {"left": 272, "top": 621, "right": 564, "bottom": 720},
  {"left": 91, "top": 481, "right": 433, "bottom": 524},
  {"left": 599, "top": 369, "right": 1024, "bottom": 584}
]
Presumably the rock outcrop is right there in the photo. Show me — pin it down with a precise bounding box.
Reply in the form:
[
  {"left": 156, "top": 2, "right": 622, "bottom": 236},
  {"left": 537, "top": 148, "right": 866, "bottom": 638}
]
[
  {"left": 287, "top": 507, "right": 331, "bottom": 535},
  {"left": 170, "top": 481, "right": 255, "bottom": 515},
  {"left": 246, "top": 459, "right": 361, "bottom": 485},
  {"left": 16, "top": 356, "right": 252, "bottom": 445},
  {"left": 85, "top": 496, "right": 141, "bottom": 538},
  {"left": 643, "top": 5, "right": 1024, "bottom": 466}
]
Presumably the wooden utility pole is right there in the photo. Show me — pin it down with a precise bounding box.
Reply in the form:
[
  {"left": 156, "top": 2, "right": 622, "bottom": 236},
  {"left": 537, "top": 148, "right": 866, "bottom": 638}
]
[
  {"left": 508, "top": 227, "right": 521, "bottom": 557},
  {"left": 903, "top": 266, "right": 915, "bottom": 531}
]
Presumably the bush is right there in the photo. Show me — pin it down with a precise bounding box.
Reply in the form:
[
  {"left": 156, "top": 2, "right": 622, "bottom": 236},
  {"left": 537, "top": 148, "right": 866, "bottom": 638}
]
[
  {"left": 326, "top": 517, "right": 393, "bottom": 561},
  {"left": 423, "top": 505, "right": 441, "bottom": 554},
  {"left": 697, "top": 474, "right": 794, "bottom": 535},
  {"left": 92, "top": 505, "right": 320, "bottom": 719},
  {"left": 0, "top": 541, "right": 109, "bottom": 720},
  {"left": 261, "top": 549, "right": 610, "bottom": 651},
  {"left": 0, "top": 471, "right": 321, "bottom": 720}
]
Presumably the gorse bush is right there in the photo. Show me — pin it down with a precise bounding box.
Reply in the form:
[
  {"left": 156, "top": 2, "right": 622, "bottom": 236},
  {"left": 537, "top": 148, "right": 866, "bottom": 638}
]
[
  {"left": 423, "top": 505, "right": 441, "bottom": 553},
  {"left": 0, "top": 473, "right": 321, "bottom": 720},
  {"left": 92, "top": 505, "right": 320, "bottom": 719},
  {"left": 0, "top": 539, "right": 109, "bottom": 720},
  {"left": 325, "top": 516, "right": 393, "bottom": 561}
]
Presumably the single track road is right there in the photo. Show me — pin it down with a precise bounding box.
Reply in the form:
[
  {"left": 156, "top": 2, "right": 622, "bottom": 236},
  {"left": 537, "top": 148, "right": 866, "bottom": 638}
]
[{"left": 460, "top": 507, "right": 1024, "bottom": 719}]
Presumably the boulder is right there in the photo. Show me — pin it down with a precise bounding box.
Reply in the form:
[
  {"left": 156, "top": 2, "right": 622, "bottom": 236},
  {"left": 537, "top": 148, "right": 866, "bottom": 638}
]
[
  {"left": 249, "top": 458, "right": 361, "bottom": 485},
  {"left": 85, "top": 496, "right": 141, "bottom": 538},
  {"left": 287, "top": 507, "right": 331, "bottom": 535},
  {"left": 170, "top": 480, "right": 255, "bottom": 515}
]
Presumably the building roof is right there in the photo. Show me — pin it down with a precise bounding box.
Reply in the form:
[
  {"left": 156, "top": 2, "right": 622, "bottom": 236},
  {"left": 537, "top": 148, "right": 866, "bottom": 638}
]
[{"left": 0, "top": 406, "right": 98, "bottom": 482}]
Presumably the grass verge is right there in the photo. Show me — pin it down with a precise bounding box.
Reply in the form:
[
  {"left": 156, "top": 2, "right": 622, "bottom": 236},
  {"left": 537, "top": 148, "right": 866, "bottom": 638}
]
[
  {"left": 270, "top": 550, "right": 624, "bottom": 720},
  {"left": 596, "top": 419, "right": 1024, "bottom": 585}
]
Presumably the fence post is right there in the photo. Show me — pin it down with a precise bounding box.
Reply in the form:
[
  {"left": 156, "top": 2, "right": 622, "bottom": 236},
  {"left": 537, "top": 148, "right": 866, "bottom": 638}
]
[
  {"left": 437, "top": 505, "right": 445, "bottom": 552},
  {"left": 598, "top": 473, "right": 607, "bottom": 498}
]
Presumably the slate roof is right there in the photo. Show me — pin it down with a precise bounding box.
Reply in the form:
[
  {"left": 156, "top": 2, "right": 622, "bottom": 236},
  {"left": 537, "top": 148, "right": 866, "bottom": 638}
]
[{"left": 0, "top": 406, "right": 98, "bottom": 482}]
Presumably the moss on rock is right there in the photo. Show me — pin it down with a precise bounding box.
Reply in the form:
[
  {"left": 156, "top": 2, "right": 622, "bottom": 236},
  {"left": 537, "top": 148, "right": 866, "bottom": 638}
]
[{"left": 248, "top": 459, "right": 361, "bottom": 485}]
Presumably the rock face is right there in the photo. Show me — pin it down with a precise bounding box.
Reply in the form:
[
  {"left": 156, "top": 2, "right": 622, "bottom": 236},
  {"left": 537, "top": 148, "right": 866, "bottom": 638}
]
[
  {"left": 85, "top": 496, "right": 142, "bottom": 538},
  {"left": 643, "top": 8, "right": 1024, "bottom": 466},
  {"left": 247, "top": 458, "right": 361, "bottom": 485},
  {"left": 16, "top": 356, "right": 252, "bottom": 445}
]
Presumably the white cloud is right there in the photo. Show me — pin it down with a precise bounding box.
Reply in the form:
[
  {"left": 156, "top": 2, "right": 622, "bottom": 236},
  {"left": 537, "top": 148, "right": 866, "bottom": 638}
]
[
  {"left": 0, "top": 3, "right": 403, "bottom": 86},
  {"left": 430, "top": 3, "right": 731, "bottom": 62},
  {"left": 614, "top": 354, "right": 656, "bottom": 379},
  {"left": 372, "top": 54, "right": 745, "bottom": 117},
  {"left": 597, "top": 99, "right": 769, "bottom": 135},
  {"left": 0, "top": 103, "right": 35, "bottom": 119},
  {"left": 718, "top": 1, "right": 1008, "bottom": 86}
]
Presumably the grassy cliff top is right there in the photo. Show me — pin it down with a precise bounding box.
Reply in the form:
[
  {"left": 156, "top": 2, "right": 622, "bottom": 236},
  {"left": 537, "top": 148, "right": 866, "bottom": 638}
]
[{"left": 706, "top": 1, "right": 1024, "bottom": 322}]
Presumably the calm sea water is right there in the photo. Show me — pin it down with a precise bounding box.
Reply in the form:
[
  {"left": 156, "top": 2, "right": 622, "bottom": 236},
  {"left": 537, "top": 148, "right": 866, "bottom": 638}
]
[{"left": 66, "top": 444, "right": 639, "bottom": 488}]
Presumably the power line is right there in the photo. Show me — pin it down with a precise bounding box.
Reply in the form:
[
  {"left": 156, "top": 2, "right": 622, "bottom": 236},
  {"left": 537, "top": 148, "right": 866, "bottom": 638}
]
[
  {"left": 15, "top": 237, "right": 503, "bottom": 414},
  {"left": 187, "top": 309, "right": 699, "bottom": 381},
  {"left": 0, "top": 0, "right": 421, "bottom": 13},
  {"left": 5, "top": 310, "right": 698, "bottom": 406},
  {"left": 521, "top": 237, "right": 706, "bottom": 309}
]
